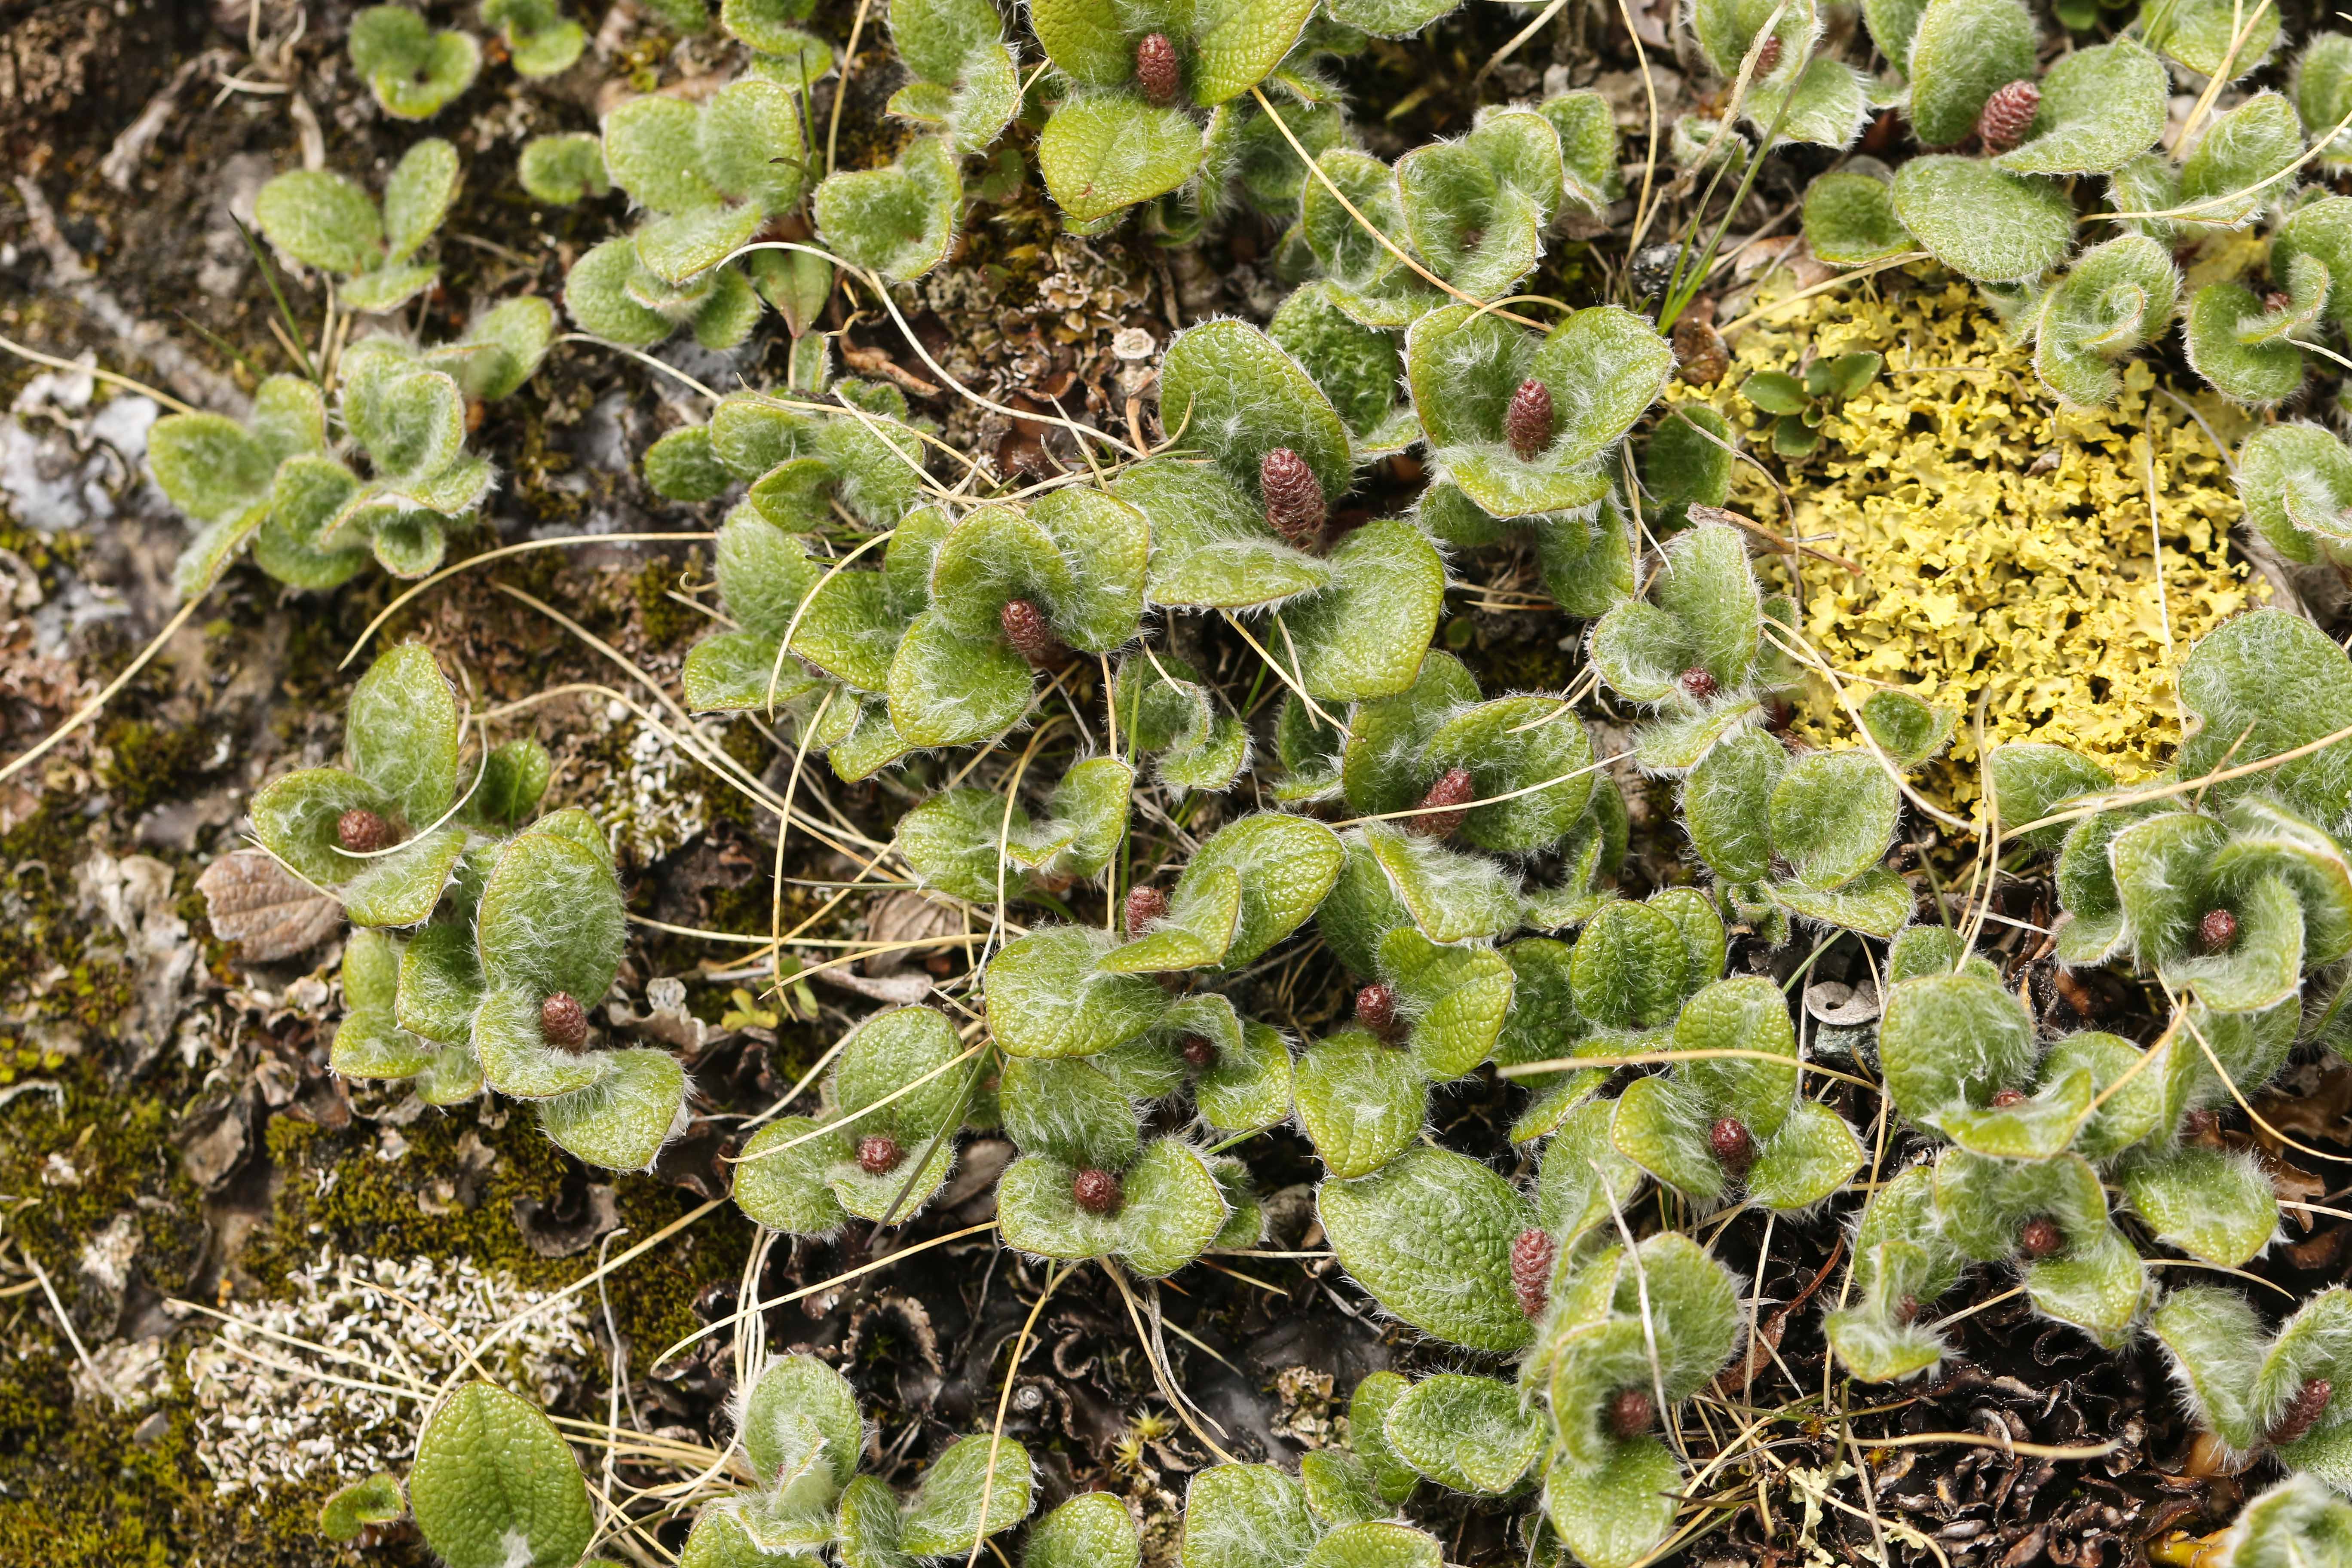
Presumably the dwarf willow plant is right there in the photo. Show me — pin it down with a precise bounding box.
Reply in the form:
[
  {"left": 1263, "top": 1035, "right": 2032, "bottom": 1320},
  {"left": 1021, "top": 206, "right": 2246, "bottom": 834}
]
[
  {"left": 406, "top": 1382, "right": 597, "bottom": 1568},
  {"left": 678, "top": 1354, "right": 1033, "bottom": 1567},
  {"left": 1176, "top": 1437, "right": 1451, "bottom": 1568},
  {"left": 483, "top": 0, "right": 586, "bottom": 77},
  {"left": 253, "top": 138, "right": 460, "bottom": 312},
  {"left": 268, "top": 647, "right": 688, "bottom": 1169},
  {"left": 350, "top": 4, "right": 482, "bottom": 119}
]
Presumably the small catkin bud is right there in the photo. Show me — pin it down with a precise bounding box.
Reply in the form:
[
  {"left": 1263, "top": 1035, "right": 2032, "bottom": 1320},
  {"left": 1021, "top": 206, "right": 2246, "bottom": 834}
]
[
  {"left": 1754, "top": 35, "right": 1782, "bottom": 74},
  {"left": 1260, "top": 447, "right": 1327, "bottom": 546},
  {"left": 2270, "top": 1379, "right": 2334, "bottom": 1447},
  {"left": 2182, "top": 1108, "right": 2221, "bottom": 1140},
  {"left": 1179, "top": 1034, "right": 1218, "bottom": 1070},
  {"left": 542, "top": 992, "right": 589, "bottom": 1051},
  {"left": 1679, "top": 667, "right": 1720, "bottom": 701},
  {"left": 1506, "top": 379, "right": 1555, "bottom": 461},
  {"left": 1893, "top": 1294, "right": 1920, "bottom": 1326},
  {"left": 2199, "top": 908, "right": 2239, "bottom": 953},
  {"left": 1356, "top": 981, "right": 1399, "bottom": 1034},
  {"left": 1673, "top": 314, "right": 1730, "bottom": 386},
  {"left": 1511, "top": 1227, "right": 1556, "bottom": 1319},
  {"left": 1408, "top": 767, "right": 1476, "bottom": 839},
  {"left": 1134, "top": 32, "right": 1180, "bottom": 107},
  {"left": 1605, "top": 1387, "right": 1657, "bottom": 1439},
  {"left": 999, "top": 598, "right": 1065, "bottom": 666},
  {"left": 2019, "top": 1216, "right": 2065, "bottom": 1259},
  {"left": 1709, "top": 1115, "right": 1756, "bottom": 1173},
  {"left": 1990, "top": 1088, "right": 2027, "bottom": 1108},
  {"left": 1975, "top": 79, "right": 2040, "bottom": 154},
  {"left": 2265, "top": 291, "right": 2294, "bottom": 315},
  {"left": 1125, "top": 885, "right": 1169, "bottom": 935},
  {"left": 1073, "top": 1167, "right": 1123, "bottom": 1215},
  {"left": 857, "top": 1133, "right": 904, "bottom": 1175},
  {"left": 337, "top": 808, "right": 395, "bottom": 854}
]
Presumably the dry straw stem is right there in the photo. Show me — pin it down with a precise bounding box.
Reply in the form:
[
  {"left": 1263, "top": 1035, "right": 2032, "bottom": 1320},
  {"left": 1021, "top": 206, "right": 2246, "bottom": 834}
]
[
  {"left": 555, "top": 332, "right": 721, "bottom": 401},
  {"left": 966, "top": 1261, "right": 1070, "bottom": 1568},
  {"left": 1863, "top": 1431, "right": 2122, "bottom": 1459},
  {"left": 2174, "top": 0, "right": 2277, "bottom": 148},
  {"left": 0, "top": 593, "right": 206, "bottom": 787},
  {"left": 1331, "top": 752, "right": 1615, "bottom": 827},
  {"left": 1104, "top": 1259, "right": 1239, "bottom": 1466}
]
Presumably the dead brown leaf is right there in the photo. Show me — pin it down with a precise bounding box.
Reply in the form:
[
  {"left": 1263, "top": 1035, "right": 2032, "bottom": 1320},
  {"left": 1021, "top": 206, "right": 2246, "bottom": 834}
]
[{"left": 196, "top": 848, "right": 342, "bottom": 962}]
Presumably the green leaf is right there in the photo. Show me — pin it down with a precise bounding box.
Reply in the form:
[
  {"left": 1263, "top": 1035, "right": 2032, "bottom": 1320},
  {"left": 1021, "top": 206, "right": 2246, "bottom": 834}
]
[
  {"left": 1381, "top": 1375, "right": 1543, "bottom": 1494},
  {"left": 1905, "top": 0, "right": 2037, "bottom": 148},
  {"left": 986, "top": 926, "right": 1168, "bottom": 1057},
  {"left": 1024, "top": 1493, "right": 1140, "bottom": 1568},
  {"left": 1890, "top": 156, "right": 2074, "bottom": 284},
  {"left": 815, "top": 137, "right": 961, "bottom": 282},
  {"left": 1340, "top": 650, "right": 1481, "bottom": 817},
  {"left": 1570, "top": 900, "right": 1689, "bottom": 1031},
  {"left": 254, "top": 169, "right": 385, "bottom": 276},
  {"left": 396, "top": 922, "right": 484, "bottom": 1042},
  {"left": 383, "top": 138, "right": 461, "bottom": 261},
  {"left": 1542, "top": 1438, "right": 1681, "bottom": 1568},
  {"left": 1189, "top": 0, "right": 1320, "bottom": 104},
  {"left": 1179, "top": 1465, "right": 1319, "bottom": 1568},
  {"left": 537, "top": 1047, "right": 685, "bottom": 1170},
  {"left": 1269, "top": 282, "right": 1406, "bottom": 441},
  {"left": 1879, "top": 970, "right": 2042, "bottom": 1134},
  {"left": 2300, "top": 34, "right": 2352, "bottom": 164},
  {"left": 1770, "top": 749, "right": 1897, "bottom": 890},
  {"left": 150, "top": 413, "right": 273, "bottom": 526},
  {"left": 1037, "top": 94, "right": 1204, "bottom": 223},
  {"left": 1185, "top": 811, "right": 1345, "bottom": 966},
  {"left": 2122, "top": 1145, "right": 2279, "bottom": 1268},
  {"left": 563, "top": 236, "right": 679, "bottom": 346},
  {"left": 733, "top": 1115, "right": 853, "bottom": 1233},
  {"left": 2146, "top": 0, "right": 2281, "bottom": 79},
  {"left": 1196, "top": 1018, "right": 1294, "bottom": 1134},
  {"left": 1321, "top": 1145, "right": 1534, "bottom": 1352},
  {"left": 1282, "top": 521, "right": 1446, "bottom": 702},
  {"left": 1381, "top": 927, "right": 1513, "bottom": 1080},
  {"left": 475, "top": 822, "right": 626, "bottom": 1006},
  {"left": 1644, "top": 405, "right": 1736, "bottom": 515},
  {"left": 1295, "top": 1029, "right": 1426, "bottom": 1178},
  {"left": 2033, "top": 233, "right": 2181, "bottom": 407},
  {"left": 1161, "top": 317, "right": 1354, "bottom": 505},
  {"left": 2177, "top": 609, "right": 2352, "bottom": 826},
  {"left": 899, "top": 1434, "right": 1033, "bottom": 1556},
  {"left": 1859, "top": 689, "right": 1956, "bottom": 769},
  {"left": 1682, "top": 726, "right": 1783, "bottom": 885},
  {"left": 319, "top": 1473, "right": 406, "bottom": 1541},
  {"left": 410, "top": 1383, "right": 594, "bottom": 1568},
  {"left": 1117, "top": 462, "right": 1331, "bottom": 609},
  {"left": 886, "top": 612, "right": 1035, "bottom": 747},
  {"left": 2180, "top": 91, "right": 2305, "bottom": 230},
  {"left": 1362, "top": 822, "right": 1524, "bottom": 944},
  {"left": 1002, "top": 1055, "right": 1143, "bottom": 1171},
  {"left": 1997, "top": 40, "right": 2167, "bottom": 176}
]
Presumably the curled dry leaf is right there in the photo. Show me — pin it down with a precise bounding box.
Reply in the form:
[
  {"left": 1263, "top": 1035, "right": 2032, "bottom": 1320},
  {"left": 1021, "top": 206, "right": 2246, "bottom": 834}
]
[{"left": 196, "top": 848, "right": 344, "bottom": 962}]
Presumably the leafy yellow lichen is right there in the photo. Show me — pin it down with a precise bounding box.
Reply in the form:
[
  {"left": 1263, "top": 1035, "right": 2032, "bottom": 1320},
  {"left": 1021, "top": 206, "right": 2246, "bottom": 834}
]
[{"left": 1671, "top": 272, "right": 2263, "bottom": 806}]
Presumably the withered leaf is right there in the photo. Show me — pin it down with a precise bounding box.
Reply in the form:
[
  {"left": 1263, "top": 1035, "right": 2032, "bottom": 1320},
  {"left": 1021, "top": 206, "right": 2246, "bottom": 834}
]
[{"left": 196, "top": 848, "right": 342, "bottom": 962}]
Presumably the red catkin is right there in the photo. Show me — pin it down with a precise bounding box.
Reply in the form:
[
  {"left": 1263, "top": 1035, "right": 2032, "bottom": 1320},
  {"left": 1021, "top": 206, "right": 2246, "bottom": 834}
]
[
  {"left": 1356, "top": 982, "right": 1399, "bottom": 1034},
  {"left": 857, "top": 1134, "right": 903, "bottom": 1175},
  {"left": 1260, "top": 448, "right": 1327, "bottom": 546},
  {"left": 1990, "top": 1088, "right": 2027, "bottom": 1109},
  {"left": 1710, "top": 1115, "right": 1756, "bottom": 1173},
  {"left": 337, "top": 808, "right": 395, "bottom": 854},
  {"left": 542, "top": 992, "right": 589, "bottom": 1051},
  {"left": 2199, "top": 908, "right": 2239, "bottom": 953},
  {"left": 1754, "top": 36, "right": 1782, "bottom": 74},
  {"left": 1606, "top": 1387, "right": 1657, "bottom": 1439},
  {"left": 1408, "top": 767, "right": 1476, "bottom": 839},
  {"left": 1073, "top": 1167, "right": 1123, "bottom": 1215},
  {"left": 2270, "top": 1378, "right": 2334, "bottom": 1447},
  {"left": 1134, "top": 33, "right": 1179, "bottom": 107},
  {"left": 1126, "top": 885, "right": 1170, "bottom": 935},
  {"left": 1180, "top": 1035, "right": 1218, "bottom": 1069},
  {"left": 1506, "top": 379, "right": 1555, "bottom": 461},
  {"left": 1511, "top": 1227, "right": 1556, "bottom": 1319},
  {"left": 1679, "top": 667, "right": 1720, "bottom": 702},
  {"left": 2019, "top": 1216, "right": 2065, "bottom": 1259},
  {"left": 1976, "top": 80, "right": 2041, "bottom": 154},
  {"left": 999, "top": 598, "right": 1066, "bottom": 666}
]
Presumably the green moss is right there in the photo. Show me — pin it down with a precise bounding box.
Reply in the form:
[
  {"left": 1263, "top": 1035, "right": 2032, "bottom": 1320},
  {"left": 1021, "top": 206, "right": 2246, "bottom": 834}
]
[
  {"left": 0, "top": 1055, "right": 202, "bottom": 1287},
  {"left": 635, "top": 554, "right": 702, "bottom": 649},
  {"left": 252, "top": 1110, "right": 752, "bottom": 1373},
  {"left": 96, "top": 718, "right": 211, "bottom": 817}
]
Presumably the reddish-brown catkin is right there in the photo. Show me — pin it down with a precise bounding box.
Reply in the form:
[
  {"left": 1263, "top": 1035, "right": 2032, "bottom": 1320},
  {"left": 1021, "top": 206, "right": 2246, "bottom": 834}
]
[
  {"left": 1000, "top": 598, "right": 1065, "bottom": 666},
  {"left": 1678, "top": 667, "right": 1720, "bottom": 701},
  {"left": 1073, "top": 1167, "right": 1124, "bottom": 1215},
  {"left": 338, "top": 808, "right": 395, "bottom": 854},
  {"left": 2019, "top": 1216, "right": 2065, "bottom": 1258},
  {"left": 1126, "top": 885, "right": 1170, "bottom": 935},
  {"left": 857, "top": 1134, "right": 904, "bottom": 1175},
  {"left": 1606, "top": 1387, "right": 1657, "bottom": 1439},
  {"left": 1976, "top": 80, "right": 2040, "bottom": 154},
  {"left": 1511, "top": 1227, "right": 1556, "bottom": 1318},
  {"left": 1356, "top": 981, "right": 1399, "bottom": 1034},
  {"left": 542, "top": 992, "right": 589, "bottom": 1051},
  {"left": 1754, "top": 36, "right": 1782, "bottom": 74},
  {"left": 1180, "top": 1035, "right": 1218, "bottom": 1069},
  {"left": 2270, "top": 1379, "right": 2334, "bottom": 1447},
  {"left": 1506, "top": 379, "right": 1555, "bottom": 461},
  {"left": 1134, "top": 33, "right": 1179, "bottom": 107},
  {"left": 1710, "top": 1115, "right": 1756, "bottom": 1173},
  {"left": 1260, "top": 448, "right": 1327, "bottom": 546},
  {"left": 1408, "top": 767, "right": 1476, "bottom": 839},
  {"left": 2199, "top": 908, "right": 2239, "bottom": 953}
]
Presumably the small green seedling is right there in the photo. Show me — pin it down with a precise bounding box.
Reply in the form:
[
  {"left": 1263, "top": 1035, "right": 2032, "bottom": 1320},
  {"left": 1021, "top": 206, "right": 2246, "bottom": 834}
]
[
  {"left": 1523, "top": 1233, "right": 1741, "bottom": 1568},
  {"left": 150, "top": 374, "right": 343, "bottom": 594},
  {"left": 2031, "top": 234, "right": 2181, "bottom": 406},
  {"left": 483, "top": 0, "right": 585, "bottom": 77},
  {"left": 1404, "top": 300, "right": 1673, "bottom": 537},
  {"left": 994, "top": 1055, "right": 1240, "bottom": 1277},
  {"left": 252, "top": 138, "right": 460, "bottom": 312},
  {"left": 1115, "top": 319, "right": 1446, "bottom": 703},
  {"left": 349, "top": 5, "right": 481, "bottom": 119},
  {"left": 895, "top": 756, "right": 1133, "bottom": 903},
  {"left": 1115, "top": 654, "right": 1251, "bottom": 793},
  {"left": 566, "top": 80, "right": 812, "bottom": 348},
  {"left": 680, "top": 1354, "right": 1035, "bottom": 1566},
  {"left": 732, "top": 1006, "right": 972, "bottom": 1233},
  {"left": 407, "top": 1383, "right": 595, "bottom": 1568},
  {"left": 1679, "top": 725, "right": 1913, "bottom": 940},
  {"left": 1176, "top": 1449, "right": 1449, "bottom": 1568},
  {"left": 1028, "top": 0, "right": 1317, "bottom": 222},
  {"left": 1608, "top": 977, "right": 1864, "bottom": 1210},
  {"left": 1589, "top": 521, "right": 1800, "bottom": 771},
  {"left": 317, "top": 1473, "right": 406, "bottom": 1542},
  {"left": 2153, "top": 1287, "right": 2352, "bottom": 1481},
  {"left": 1736, "top": 351, "right": 1882, "bottom": 459},
  {"left": 1393, "top": 110, "right": 1567, "bottom": 303},
  {"left": 885, "top": 0, "right": 1020, "bottom": 154}
]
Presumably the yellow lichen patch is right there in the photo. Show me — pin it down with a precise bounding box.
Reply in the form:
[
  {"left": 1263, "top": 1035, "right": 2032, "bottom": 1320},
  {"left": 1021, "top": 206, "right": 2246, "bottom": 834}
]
[{"left": 1669, "top": 271, "right": 2263, "bottom": 808}]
